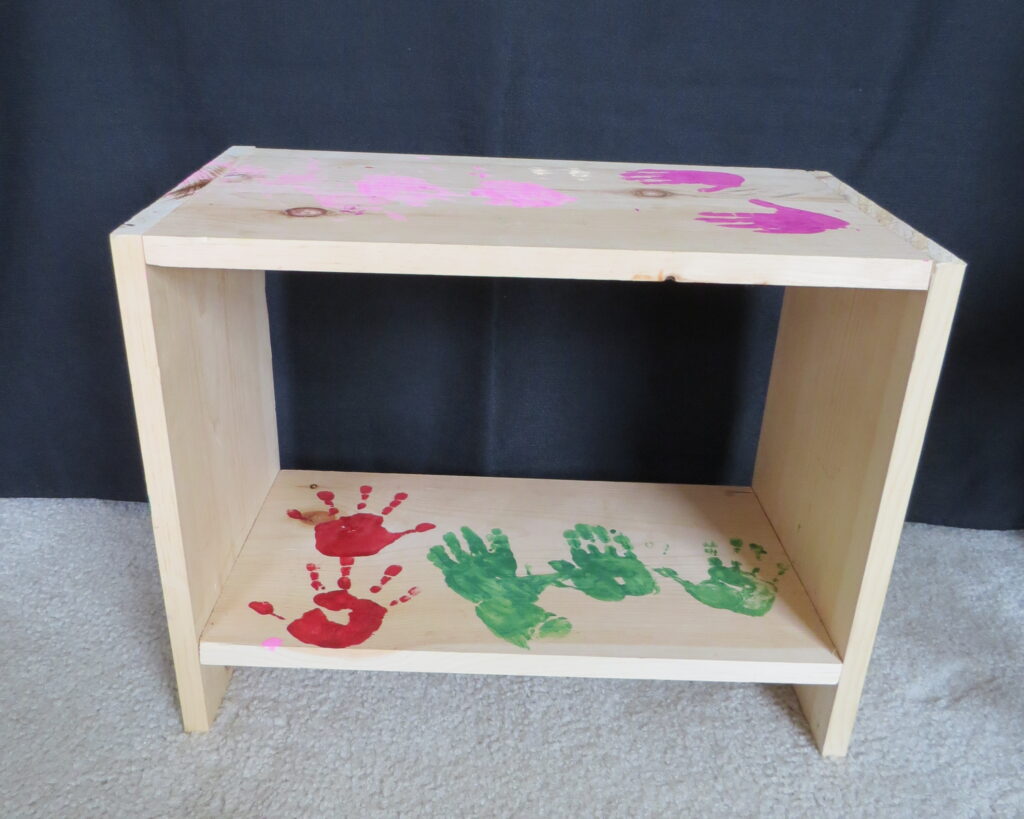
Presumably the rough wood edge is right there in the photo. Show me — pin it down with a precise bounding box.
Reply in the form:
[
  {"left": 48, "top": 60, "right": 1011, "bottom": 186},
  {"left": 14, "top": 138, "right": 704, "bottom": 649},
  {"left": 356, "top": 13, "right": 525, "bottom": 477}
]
[
  {"left": 140, "top": 235, "right": 933, "bottom": 291},
  {"left": 112, "top": 146, "right": 256, "bottom": 236},
  {"left": 199, "top": 643, "right": 842, "bottom": 684},
  {"left": 812, "top": 171, "right": 965, "bottom": 266}
]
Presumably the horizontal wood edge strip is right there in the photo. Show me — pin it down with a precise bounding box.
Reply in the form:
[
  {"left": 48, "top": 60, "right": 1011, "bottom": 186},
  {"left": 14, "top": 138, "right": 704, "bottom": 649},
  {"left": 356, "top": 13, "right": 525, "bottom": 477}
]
[
  {"left": 141, "top": 236, "right": 932, "bottom": 290},
  {"left": 199, "top": 642, "right": 842, "bottom": 684}
]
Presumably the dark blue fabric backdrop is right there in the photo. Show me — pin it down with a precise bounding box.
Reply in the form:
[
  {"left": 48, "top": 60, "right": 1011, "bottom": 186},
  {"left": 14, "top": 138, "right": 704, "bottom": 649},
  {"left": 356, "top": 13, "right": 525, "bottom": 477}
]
[{"left": 2, "top": 1, "right": 1022, "bottom": 527}]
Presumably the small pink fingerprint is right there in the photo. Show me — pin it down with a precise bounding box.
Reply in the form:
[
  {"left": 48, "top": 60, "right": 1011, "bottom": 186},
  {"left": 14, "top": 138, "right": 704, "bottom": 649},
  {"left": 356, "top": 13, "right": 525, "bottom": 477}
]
[
  {"left": 262, "top": 637, "right": 283, "bottom": 652},
  {"left": 470, "top": 179, "right": 575, "bottom": 208}
]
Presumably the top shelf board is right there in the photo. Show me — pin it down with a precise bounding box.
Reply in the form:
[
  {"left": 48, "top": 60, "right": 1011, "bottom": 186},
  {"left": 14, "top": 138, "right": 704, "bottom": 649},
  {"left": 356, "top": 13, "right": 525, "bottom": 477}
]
[{"left": 122, "top": 146, "right": 958, "bottom": 290}]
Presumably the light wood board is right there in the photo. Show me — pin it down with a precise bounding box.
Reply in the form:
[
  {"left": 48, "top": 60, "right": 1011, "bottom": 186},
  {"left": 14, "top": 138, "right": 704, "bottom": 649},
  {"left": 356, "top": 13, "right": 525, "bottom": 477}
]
[
  {"left": 752, "top": 173, "right": 965, "bottom": 756},
  {"left": 137, "top": 147, "right": 932, "bottom": 289},
  {"left": 200, "top": 470, "right": 841, "bottom": 683},
  {"left": 111, "top": 222, "right": 278, "bottom": 730},
  {"left": 754, "top": 276, "right": 963, "bottom": 755}
]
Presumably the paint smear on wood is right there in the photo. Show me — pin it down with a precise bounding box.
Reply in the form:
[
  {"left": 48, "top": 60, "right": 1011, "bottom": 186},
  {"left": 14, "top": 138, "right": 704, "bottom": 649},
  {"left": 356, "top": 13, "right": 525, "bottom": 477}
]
[
  {"left": 248, "top": 487, "right": 433, "bottom": 649},
  {"left": 654, "top": 539, "right": 787, "bottom": 616},
  {"left": 248, "top": 601, "right": 285, "bottom": 620},
  {"left": 427, "top": 526, "right": 571, "bottom": 648},
  {"left": 470, "top": 179, "right": 576, "bottom": 208},
  {"left": 355, "top": 175, "right": 460, "bottom": 206},
  {"left": 697, "top": 199, "right": 849, "bottom": 234},
  {"left": 428, "top": 523, "right": 791, "bottom": 648},
  {"left": 620, "top": 168, "right": 745, "bottom": 192},
  {"left": 287, "top": 486, "right": 435, "bottom": 559}
]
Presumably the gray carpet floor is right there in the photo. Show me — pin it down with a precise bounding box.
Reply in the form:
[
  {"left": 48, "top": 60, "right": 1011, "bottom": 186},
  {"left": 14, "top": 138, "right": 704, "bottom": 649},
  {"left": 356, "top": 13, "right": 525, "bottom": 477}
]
[{"left": 1, "top": 498, "right": 1021, "bottom": 818}]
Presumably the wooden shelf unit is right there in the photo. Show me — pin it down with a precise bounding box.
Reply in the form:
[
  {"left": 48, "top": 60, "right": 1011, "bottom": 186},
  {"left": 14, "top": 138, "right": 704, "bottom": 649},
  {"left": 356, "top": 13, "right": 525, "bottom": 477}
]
[{"left": 111, "top": 146, "right": 964, "bottom": 757}]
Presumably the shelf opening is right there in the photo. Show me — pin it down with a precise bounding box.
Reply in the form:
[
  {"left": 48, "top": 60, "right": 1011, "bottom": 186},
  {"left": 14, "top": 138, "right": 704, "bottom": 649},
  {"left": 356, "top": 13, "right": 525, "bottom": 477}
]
[
  {"left": 265, "top": 271, "right": 784, "bottom": 487},
  {"left": 197, "top": 272, "right": 838, "bottom": 683}
]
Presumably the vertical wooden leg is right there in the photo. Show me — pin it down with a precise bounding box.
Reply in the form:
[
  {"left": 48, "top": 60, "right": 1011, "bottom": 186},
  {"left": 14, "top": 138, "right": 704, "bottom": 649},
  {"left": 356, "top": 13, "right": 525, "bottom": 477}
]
[
  {"left": 111, "top": 234, "right": 279, "bottom": 731},
  {"left": 753, "top": 268, "right": 962, "bottom": 756}
]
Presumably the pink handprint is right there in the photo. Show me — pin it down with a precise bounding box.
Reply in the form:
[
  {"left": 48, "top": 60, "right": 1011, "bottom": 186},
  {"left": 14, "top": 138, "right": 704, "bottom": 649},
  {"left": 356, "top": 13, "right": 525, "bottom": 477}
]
[
  {"left": 354, "top": 175, "right": 461, "bottom": 206},
  {"left": 620, "top": 168, "right": 745, "bottom": 193},
  {"left": 470, "top": 179, "right": 575, "bottom": 208},
  {"left": 696, "top": 199, "right": 849, "bottom": 235}
]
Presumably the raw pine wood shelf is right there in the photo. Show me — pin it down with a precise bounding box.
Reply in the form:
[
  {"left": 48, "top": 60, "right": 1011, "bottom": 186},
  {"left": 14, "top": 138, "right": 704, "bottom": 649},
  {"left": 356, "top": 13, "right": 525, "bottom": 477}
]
[
  {"left": 138, "top": 147, "right": 934, "bottom": 289},
  {"left": 111, "top": 146, "right": 964, "bottom": 757},
  {"left": 201, "top": 470, "right": 841, "bottom": 684}
]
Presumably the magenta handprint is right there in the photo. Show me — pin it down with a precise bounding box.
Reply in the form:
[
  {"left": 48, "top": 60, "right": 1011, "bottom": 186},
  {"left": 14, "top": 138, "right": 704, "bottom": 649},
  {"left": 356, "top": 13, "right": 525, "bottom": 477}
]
[
  {"left": 620, "top": 168, "right": 745, "bottom": 193},
  {"left": 696, "top": 199, "right": 849, "bottom": 234}
]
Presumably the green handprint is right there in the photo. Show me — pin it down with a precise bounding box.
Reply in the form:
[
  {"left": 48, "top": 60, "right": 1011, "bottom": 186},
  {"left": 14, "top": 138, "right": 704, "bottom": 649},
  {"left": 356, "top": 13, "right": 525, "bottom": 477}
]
[
  {"left": 427, "top": 527, "right": 571, "bottom": 648},
  {"left": 549, "top": 524, "right": 659, "bottom": 601},
  {"left": 654, "top": 540, "right": 787, "bottom": 617}
]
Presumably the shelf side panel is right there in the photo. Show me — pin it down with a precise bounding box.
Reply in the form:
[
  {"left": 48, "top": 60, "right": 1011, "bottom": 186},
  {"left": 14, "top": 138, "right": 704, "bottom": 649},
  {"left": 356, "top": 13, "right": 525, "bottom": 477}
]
[
  {"left": 753, "top": 267, "right": 964, "bottom": 755},
  {"left": 111, "top": 235, "right": 279, "bottom": 730}
]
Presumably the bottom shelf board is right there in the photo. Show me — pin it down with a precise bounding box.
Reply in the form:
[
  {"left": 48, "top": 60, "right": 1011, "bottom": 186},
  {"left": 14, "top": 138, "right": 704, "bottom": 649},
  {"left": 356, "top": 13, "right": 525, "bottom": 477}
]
[{"left": 200, "top": 470, "right": 841, "bottom": 684}]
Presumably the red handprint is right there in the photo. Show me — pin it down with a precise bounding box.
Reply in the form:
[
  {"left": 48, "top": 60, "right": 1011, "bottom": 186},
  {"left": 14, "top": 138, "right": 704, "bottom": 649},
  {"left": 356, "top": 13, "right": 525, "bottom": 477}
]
[
  {"left": 287, "top": 485, "right": 436, "bottom": 560},
  {"left": 247, "top": 485, "right": 435, "bottom": 648},
  {"left": 250, "top": 564, "right": 419, "bottom": 648},
  {"left": 696, "top": 199, "right": 849, "bottom": 234}
]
